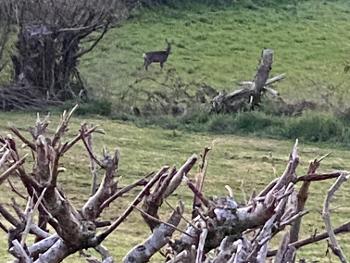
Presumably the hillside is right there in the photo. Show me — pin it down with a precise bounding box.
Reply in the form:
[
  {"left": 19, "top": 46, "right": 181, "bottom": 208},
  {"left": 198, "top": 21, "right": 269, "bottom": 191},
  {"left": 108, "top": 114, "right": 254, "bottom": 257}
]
[
  {"left": 0, "top": 112, "right": 350, "bottom": 262},
  {"left": 81, "top": 0, "right": 350, "bottom": 107},
  {"left": 1, "top": 1, "right": 350, "bottom": 262}
]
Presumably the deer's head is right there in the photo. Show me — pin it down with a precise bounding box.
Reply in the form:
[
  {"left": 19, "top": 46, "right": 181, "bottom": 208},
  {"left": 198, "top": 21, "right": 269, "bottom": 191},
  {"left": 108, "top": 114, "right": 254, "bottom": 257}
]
[{"left": 165, "top": 39, "right": 171, "bottom": 54}]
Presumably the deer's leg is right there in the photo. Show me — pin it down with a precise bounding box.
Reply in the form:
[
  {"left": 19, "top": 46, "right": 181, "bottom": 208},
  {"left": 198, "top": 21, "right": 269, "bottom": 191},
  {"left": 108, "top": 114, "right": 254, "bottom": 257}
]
[
  {"left": 160, "top": 62, "right": 164, "bottom": 70},
  {"left": 144, "top": 59, "right": 149, "bottom": 71}
]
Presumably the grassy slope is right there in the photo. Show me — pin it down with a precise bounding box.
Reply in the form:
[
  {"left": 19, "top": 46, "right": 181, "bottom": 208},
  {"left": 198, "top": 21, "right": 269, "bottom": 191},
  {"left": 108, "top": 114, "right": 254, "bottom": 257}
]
[
  {"left": 81, "top": 0, "right": 350, "bottom": 106},
  {"left": 2, "top": 1, "right": 350, "bottom": 262},
  {"left": 0, "top": 112, "right": 350, "bottom": 262}
]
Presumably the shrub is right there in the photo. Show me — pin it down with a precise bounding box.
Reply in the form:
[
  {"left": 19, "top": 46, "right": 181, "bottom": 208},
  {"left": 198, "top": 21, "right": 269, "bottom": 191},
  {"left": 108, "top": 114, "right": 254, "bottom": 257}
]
[
  {"left": 283, "top": 112, "right": 345, "bottom": 142},
  {"left": 76, "top": 98, "right": 112, "bottom": 116},
  {"left": 109, "top": 100, "right": 350, "bottom": 146},
  {"left": 233, "top": 111, "right": 282, "bottom": 133},
  {"left": 207, "top": 114, "right": 235, "bottom": 133}
]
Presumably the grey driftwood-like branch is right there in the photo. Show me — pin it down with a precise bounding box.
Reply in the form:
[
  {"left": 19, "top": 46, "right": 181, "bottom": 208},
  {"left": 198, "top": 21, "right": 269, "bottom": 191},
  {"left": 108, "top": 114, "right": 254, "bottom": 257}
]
[
  {"left": 322, "top": 173, "right": 349, "bottom": 263},
  {"left": 0, "top": 106, "right": 350, "bottom": 262},
  {"left": 211, "top": 49, "right": 286, "bottom": 113}
]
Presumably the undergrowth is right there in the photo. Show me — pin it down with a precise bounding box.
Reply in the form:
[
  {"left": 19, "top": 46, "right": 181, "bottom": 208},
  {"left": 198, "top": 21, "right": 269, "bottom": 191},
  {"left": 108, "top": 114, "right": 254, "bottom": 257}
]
[
  {"left": 71, "top": 98, "right": 350, "bottom": 146},
  {"left": 127, "top": 110, "right": 350, "bottom": 145}
]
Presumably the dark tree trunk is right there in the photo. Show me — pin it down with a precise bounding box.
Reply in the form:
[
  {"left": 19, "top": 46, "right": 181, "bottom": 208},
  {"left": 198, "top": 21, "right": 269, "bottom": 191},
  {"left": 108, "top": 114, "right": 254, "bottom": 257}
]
[{"left": 13, "top": 25, "right": 83, "bottom": 100}]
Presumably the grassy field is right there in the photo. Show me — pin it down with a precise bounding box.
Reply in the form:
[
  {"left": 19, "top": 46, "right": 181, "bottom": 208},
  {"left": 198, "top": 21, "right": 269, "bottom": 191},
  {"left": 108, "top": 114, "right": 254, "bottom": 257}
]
[
  {"left": 0, "top": 111, "right": 350, "bottom": 262},
  {"left": 2, "top": 1, "right": 350, "bottom": 262},
  {"left": 81, "top": 0, "right": 350, "bottom": 107}
]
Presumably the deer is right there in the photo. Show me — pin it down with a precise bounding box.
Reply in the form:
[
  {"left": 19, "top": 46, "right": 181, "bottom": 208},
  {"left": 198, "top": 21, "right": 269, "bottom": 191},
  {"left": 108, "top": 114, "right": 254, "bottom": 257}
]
[{"left": 143, "top": 39, "right": 171, "bottom": 71}]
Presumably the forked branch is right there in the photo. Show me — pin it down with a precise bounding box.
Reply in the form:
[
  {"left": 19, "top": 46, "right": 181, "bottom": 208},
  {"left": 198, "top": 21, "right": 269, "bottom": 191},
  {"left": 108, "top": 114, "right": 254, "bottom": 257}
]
[{"left": 0, "top": 107, "right": 349, "bottom": 263}]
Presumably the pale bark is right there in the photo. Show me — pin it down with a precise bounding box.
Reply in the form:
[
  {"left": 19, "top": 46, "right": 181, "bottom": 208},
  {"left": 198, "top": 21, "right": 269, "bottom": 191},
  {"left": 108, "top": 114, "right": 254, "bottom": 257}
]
[
  {"left": 322, "top": 173, "right": 349, "bottom": 263},
  {"left": 211, "top": 49, "right": 280, "bottom": 113},
  {"left": 0, "top": 108, "right": 350, "bottom": 263}
]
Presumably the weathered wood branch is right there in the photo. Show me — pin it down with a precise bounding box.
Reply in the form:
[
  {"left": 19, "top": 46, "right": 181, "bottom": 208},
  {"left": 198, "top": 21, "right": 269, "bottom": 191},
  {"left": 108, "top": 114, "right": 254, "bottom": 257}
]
[
  {"left": 100, "top": 172, "right": 152, "bottom": 211},
  {"left": 0, "top": 108, "right": 350, "bottom": 263},
  {"left": 275, "top": 232, "right": 296, "bottom": 263},
  {"left": 0, "top": 154, "right": 27, "bottom": 185},
  {"left": 289, "top": 158, "right": 321, "bottom": 244},
  {"left": 251, "top": 49, "right": 274, "bottom": 107},
  {"left": 96, "top": 166, "right": 170, "bottom": 243},
  {"left": 123, "top": 202, "right": 184, "bottom": 263},
  {"left": 322, "top": 173, "right": 349, "bottom": 263},
  {"left": 268, "top": 221, "right": 350, "bottom": 257},
  {"left": 141, "top": 155, "right": 197, "bottom": 230},
  {"left": 82, "top": 148, "right": 119, "bottom": 221},
  {"left": 192, "top": 147, "right": 211, "bottom": 219},
  {"left": 9, "top": 239, "right": 32, "bottom": 263},
  {"left": 211, "top": 49, "right": 279, "bottom": 113}
]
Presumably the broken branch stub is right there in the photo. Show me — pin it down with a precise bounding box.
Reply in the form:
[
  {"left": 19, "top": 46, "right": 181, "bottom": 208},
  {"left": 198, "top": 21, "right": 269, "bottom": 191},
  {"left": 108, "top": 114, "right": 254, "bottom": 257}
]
[{"left": 211, "top": 48, "right": 281, "bottom": 113}]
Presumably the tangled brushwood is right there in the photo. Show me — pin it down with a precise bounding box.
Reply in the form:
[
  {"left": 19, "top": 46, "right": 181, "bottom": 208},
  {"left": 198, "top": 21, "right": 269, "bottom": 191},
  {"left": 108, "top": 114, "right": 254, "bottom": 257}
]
[
  {"left": 0, "top": 0, "right": 138, "bottom": 110},
  {"left": 0, "top": 106, "right": 349, "bottom": 263}
]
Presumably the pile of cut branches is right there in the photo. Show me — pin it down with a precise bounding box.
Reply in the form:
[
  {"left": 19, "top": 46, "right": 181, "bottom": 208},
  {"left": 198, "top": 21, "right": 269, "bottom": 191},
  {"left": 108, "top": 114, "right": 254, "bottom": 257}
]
[
  {"left": 120, "top": 68, "right": 217, "bottom": 116},
  {"left": 0, "top": 106, "right": 349, "bottom": 262},
  {"left": 0, "top": 82, "right": 62, "bottom": 111}
]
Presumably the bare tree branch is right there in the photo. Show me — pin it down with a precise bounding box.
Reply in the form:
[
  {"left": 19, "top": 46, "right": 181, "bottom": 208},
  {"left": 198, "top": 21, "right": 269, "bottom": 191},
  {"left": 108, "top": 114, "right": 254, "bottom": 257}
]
[
  {"left": 1, "top": 108, "right": 350, "bottom": 262},
  {"left": 322, "top": 173, "right": 349, "bottom": 263},
  {"left": 96, "top": 166, "right": 169, "bottom": 243},
  {"left": 0, "top": 154, "right": 27, "bottom": 185},
  {"left": 123, "top": 202, "right": 184, "bottom": 263}
]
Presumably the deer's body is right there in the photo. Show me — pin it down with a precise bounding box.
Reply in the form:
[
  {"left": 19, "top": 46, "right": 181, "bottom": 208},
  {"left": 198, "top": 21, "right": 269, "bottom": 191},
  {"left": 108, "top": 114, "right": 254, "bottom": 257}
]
[{"left": 143, "top": 40, "right": 171, "bottom": 70}]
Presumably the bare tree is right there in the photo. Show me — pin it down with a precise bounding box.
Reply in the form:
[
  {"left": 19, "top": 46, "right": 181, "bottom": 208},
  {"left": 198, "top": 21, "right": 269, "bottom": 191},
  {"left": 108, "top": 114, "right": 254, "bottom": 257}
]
[
  {"left": 0, "top": 0, "right": 137, "bottom": 110},
  {"left": 0, "top": 106, "right": 349, "bottom": 262}
]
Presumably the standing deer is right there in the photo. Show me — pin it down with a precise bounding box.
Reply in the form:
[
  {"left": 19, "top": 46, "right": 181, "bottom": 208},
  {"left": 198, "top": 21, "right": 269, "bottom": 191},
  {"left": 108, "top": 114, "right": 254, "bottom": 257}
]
[{"left": 143, "top": 39, "right": 171, "bottom": 71}]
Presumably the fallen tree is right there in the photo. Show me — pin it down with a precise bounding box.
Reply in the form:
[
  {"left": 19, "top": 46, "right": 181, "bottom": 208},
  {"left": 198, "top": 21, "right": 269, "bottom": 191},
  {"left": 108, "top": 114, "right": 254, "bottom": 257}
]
[
  {"left": 0, "top": 106, "right": 349, "bottom": 262},
  {"left": 210, "top": 48, "right": 283, "bottom": 113}
]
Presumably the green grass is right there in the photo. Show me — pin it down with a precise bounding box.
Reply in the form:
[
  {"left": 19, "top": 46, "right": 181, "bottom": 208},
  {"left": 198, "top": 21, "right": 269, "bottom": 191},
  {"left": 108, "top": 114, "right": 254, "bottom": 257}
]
[
  {"left": 2, "top": 1, "right": 350, "bottom": 261},
  {"left": 81, "top": 0, "right": 350, "bottom": 106},
  {"left": 0, "top": 112, "right": 350, "bottom": 262},
  {"left": 112, "top": 109, "right": 350, "bottom": 146}
]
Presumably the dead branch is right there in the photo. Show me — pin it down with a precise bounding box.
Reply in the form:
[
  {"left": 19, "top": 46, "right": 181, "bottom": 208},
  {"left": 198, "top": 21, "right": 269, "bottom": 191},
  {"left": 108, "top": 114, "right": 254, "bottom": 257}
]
[
  {"left": 96, "top": 166, "right": 170, "bottom": 243},
  {"left": 195, "top": 228, "right": 208, "bottom": 263},
  {"left": 211, "top": 49, "right": 279, "bottom": 113},
  {"left": 100, "top": 172, "right": 152, "bottom": 211},
  {"left": 82, "top": 148, "right": 119, "bottom": 221},
  {"left": 0, "top": 107, "right": 349, "bottom": 262},
  {"left": 0, "top": 154, "right": 27, "bottom": 185},
  {"left": 268, "top": 221, "right": 350, "bottom": 257},
  {"left": 9, "top": 239, "right": 32, "bottom": 263},
  {"left": 21, "top": 188, "right": 47, "bottom": 246},
  {"left": 141, "top": 155, "right": 197, "bottom": 231},
  {"left": 192, "top": 147, "right": 211, "bottom": 219},
  {"left": 322, "top": 173, "right": 349, "bottom": 263},
  {"left": 123, "top": 202, "right": 184, "bottom": 263},
  {"left": 8, "top": 179, "right": 27, "bottom": 199},
  {"left": 81, "top": 124, "right": 102, "bottom": 194},
  {"left": 275, "top": 232, "right": 296, "bottom": 263}
]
